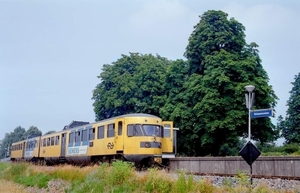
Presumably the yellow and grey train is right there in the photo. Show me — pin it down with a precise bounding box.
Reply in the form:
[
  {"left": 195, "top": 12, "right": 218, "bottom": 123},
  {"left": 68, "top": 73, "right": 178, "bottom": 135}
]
[{"left": 10, "top": 113, "right": 178, "bottom": 166}]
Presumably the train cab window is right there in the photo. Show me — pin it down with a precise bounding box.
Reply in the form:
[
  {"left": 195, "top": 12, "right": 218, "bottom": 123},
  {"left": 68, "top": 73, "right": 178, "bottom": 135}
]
[
  {"left": 144, "top": 125, "right": 162, "bottom": 137},
  {"left": 97, "top": 126, "right": 104, "bottom": 139},
  {"left": 51, "top": 137, "right": 54, "bottom": 146},
  {"left": 82, "top": 130, "right": 87, "bottom": 141},
  {"left": 89, "top": 128, "right": 95, "bottom": 140},
  {"left": 127, "top": 124, "right": 143, "bottom": 136},
  {"left": 118, "top": 121, "right": 122, "bottom": 135},
  {"left": 107, "top": 124, "right": 115, "bottom": 138},
  {"left": 55, "top": 136, "right": 59, "bottom": 145}
]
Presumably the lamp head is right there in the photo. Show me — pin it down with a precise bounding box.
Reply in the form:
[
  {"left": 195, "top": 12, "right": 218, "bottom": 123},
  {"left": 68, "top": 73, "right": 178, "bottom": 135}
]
[{"left": 245, "top": 85, "right": 255, "bottom": 92}]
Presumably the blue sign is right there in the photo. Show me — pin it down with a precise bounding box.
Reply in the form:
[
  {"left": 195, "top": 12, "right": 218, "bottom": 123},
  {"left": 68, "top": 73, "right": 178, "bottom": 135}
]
[{"left": 251, "top": 109, "right": 273, "bottom": 118}]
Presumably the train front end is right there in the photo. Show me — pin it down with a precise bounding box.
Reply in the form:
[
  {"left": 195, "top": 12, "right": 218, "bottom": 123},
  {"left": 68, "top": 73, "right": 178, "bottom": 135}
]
[{"left": 120, "top": 114, "right": 173, "bottom": 167}]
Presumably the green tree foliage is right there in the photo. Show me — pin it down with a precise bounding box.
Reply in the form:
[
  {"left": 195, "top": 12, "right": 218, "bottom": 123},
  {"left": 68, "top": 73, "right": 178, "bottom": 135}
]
[
  {"left": 163, "top": 10, "right": 278, "bottom": 155},
  {"left": 25, "top": 126, "right": 42, "bottom": 138},
  {"left": 0, "top": 126, "right": 26, "bottom": 158},
  {"left": 91, "top": 11, "right": 279, "bottom": 156},
  {"left": 0, "top": 126, "right": 43, "bottom": 158},
  {"left": 92, "top": 53, "right": 170, "bottom": 120},
  {"left": 279, "top": 73, "right": 300, "bottom": 144}
]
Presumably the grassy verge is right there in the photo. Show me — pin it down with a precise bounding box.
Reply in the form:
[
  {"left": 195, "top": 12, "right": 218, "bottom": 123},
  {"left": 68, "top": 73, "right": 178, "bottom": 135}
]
[{"left": 0, "top": 161, "right": 299, "bottom": 193}]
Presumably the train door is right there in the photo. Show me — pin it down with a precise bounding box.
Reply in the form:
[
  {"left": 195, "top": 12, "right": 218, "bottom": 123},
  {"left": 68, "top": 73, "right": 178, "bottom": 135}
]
[
  {"left": 61, "top": 133, "right": 67, "bottom": 157},
  {"left": 22, "top": 141, "right": 26, "bottom": 159},
  {"left": 115, "top": 118, "right": 124, "bottom": 153},
  {"left": 162, "top": 121, "right": 173, "bottom": 155}
]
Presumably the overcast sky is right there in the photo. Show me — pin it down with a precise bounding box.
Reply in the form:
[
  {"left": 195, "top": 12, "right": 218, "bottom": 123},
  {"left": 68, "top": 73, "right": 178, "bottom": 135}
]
[{"left": 0, "top": 0, "right": 299, "bottom": 143}]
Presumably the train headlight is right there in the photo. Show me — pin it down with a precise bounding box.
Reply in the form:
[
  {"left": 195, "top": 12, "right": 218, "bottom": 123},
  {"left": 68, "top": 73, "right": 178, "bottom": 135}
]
[{"left": 145, "top": 142, "right": 151, "bottom": 148}]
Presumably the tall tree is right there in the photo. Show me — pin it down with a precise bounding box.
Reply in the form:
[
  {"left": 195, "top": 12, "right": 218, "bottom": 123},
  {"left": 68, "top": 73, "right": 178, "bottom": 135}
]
[
  {"left": 280, "top": 73, "right": 300, "bottom": 143},
  {"left": 92, "top": 53, "right": 170, "bottom": 120},
  {"left": 166, "top": 10, "right": 278, "bottom": 155}
]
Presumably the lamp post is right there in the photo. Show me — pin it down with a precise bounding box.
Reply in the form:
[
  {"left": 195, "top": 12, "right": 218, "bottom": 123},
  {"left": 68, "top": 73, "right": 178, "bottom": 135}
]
[{"left": 245, "top": 85, "right": 255, "bottom": 141}]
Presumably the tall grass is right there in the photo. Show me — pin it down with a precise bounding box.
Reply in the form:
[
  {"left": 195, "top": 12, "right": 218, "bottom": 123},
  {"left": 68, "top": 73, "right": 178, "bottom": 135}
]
[{"left": 1, "top": 161, "right": 299, "bottom": 193}]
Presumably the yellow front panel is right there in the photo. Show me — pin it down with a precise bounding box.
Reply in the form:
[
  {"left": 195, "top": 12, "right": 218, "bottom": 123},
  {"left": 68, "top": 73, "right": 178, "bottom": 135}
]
[
  {"left": 124, "top": 136, "right": 162, "bottom": 155},
  {"left": 122, "top": 116, "right": 164, "bottom": 156}
]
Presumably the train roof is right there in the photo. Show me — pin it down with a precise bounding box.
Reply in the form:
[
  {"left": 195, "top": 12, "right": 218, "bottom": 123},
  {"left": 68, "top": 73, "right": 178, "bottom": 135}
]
[
  {"left": 63, "top": 120, "right": 90, "bottom": 130},
  {"left": 94, "top": 113, "right": 160, "bottom": 123}
]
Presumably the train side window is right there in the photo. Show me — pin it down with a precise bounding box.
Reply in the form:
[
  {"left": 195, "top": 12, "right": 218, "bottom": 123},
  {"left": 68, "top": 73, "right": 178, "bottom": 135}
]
[
  {"left": 127, "top": 125, "right": 134, "bottom": 136},
  {"left": 164, "top": 129, "right": 170, "bottom": 138},
  {"left": 47, "top": 138, "right": 50, "bottom": 146},
  {"left": 43, "top": 138, "right": 46, "bottom": 147},
  {"left": 69, "top": 132, "right": 75, "bottom": 143},
  {"left": 82, "top": 130, "right": 87, "bottom": 141},
  {"left": 89, "top": 128, "right": 95, "bottom": 140},
  {"left": 51, "top": 137, "right": 54, "bottom": 146},
  {"left": 118, "top": 121, "right": 122, "bottom": 135},
  {"left": 107, "top": 124, "right": 115, "bottom": 138},
  {"left": 97, "top": 126, "right": 104, "bottom": 139},
  {"left": 62, "top": 134, "right": 65, "bottom": 144},
  {"left": 75, "top": 131, "right": 81, "bottom": 143},
  {"left": 55, "top": 136, "right": 59, "bottom": 145},
  {"left": 163, "top": 124, "right": 171, "bottom": 138}
]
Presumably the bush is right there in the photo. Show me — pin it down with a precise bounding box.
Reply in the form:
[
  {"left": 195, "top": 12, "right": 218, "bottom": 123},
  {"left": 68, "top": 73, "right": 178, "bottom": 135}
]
[
  {"left": 143, "top": 168, "right": 172, "bottom": 193},
  {"left": 2, "top": 162, "right": 28, "bottom": 180},
  {"left": 172, "top": 170, "right": 195, "bottom": 193},
  {"left": 282, "top": 143, "right": 299, "bottom": 154},
  {"left": 67, "top": 161, "right": 138, "bottom": 193}
]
